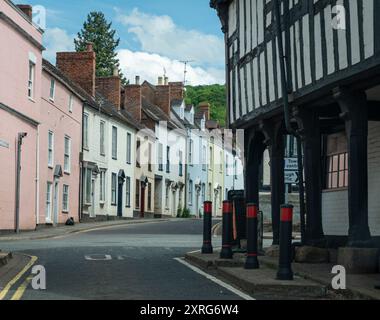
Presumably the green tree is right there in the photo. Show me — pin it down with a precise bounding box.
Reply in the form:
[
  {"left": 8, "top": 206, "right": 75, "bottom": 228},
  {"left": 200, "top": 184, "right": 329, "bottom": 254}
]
[
  {"left": 74, "top": 12, "right": 127, "bottom": 85},
  {"left": 185, "top": 84, "right": 227, "bottom": 127}
]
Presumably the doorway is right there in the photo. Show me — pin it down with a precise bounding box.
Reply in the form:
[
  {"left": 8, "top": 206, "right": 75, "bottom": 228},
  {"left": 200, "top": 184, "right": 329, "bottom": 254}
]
[
  {"left": 117, "top": 170, "right": 126, "bottom": 217},
  {"left": 53, "top": 180, "right": 59, "bottom": 225}
]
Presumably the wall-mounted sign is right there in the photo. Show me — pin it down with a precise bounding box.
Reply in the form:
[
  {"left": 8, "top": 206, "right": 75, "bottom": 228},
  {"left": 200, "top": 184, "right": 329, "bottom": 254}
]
[{"left": 0, "top": 139, "right": 9, "bottom": 149}]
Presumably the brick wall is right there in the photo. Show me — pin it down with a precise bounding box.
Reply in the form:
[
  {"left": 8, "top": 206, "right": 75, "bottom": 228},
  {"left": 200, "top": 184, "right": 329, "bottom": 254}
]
[
  {"left": 125, "top": 85, "right": 142, "bottom": 122},
  {"left": 56, "top": 49, "right": 96, "bottom": 96},
  {"left": 96, "top": 76, "right": 121, "bottom": 109}
]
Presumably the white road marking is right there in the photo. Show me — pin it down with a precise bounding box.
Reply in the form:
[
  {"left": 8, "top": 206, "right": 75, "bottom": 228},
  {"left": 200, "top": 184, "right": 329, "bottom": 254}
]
[{"left": 173, "top": 258, "right": 255, "bottom": 301}]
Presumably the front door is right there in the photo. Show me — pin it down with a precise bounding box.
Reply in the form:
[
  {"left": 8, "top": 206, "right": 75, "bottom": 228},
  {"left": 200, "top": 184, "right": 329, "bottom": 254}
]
[
  {"left": 90, "top": 179, "right": 95, "bottom": 218},
  {"left": 53, "top": 181, "right": 59, "bottom": 224},
  {"left": 117, "top": 181, "right": 124, "bottom": 217}
]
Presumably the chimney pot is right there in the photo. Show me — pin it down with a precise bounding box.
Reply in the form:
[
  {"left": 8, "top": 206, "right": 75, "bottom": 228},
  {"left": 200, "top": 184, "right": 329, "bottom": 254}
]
[
  {"left": 135, "top": 76, "right": 140, "bottom": 85},
  {"left": 158, "top": 77, "right": 163, "bottom": 86},
  {"left": 17, "top": 4, "right": 33, "bottom": 20},
  {"left": 86, "top": 42, "right": 94, "bottom": 52},
  {"left": 113, "top": 67, "right": 119, "bottom": 77},
  {"left": 164, "top": 77, "right": 169, "bottom": 85}
]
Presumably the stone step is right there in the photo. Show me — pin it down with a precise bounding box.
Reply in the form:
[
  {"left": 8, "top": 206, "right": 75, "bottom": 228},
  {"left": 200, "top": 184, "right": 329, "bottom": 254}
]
[
  {"left": 0, "top": 252, "right": 13, "bottom": 267},
  {"left": 218, "top": 267, "right": 328, "bottom": 300}
]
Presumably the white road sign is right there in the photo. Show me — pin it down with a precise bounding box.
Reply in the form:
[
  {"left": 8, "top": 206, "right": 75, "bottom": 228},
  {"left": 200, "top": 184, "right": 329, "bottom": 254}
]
[
  {"left": 284, "top": 158, "right": 298, "bottom": 171},
  {"left": 284, "top": 171, "right": 299, "bottom": 184}
]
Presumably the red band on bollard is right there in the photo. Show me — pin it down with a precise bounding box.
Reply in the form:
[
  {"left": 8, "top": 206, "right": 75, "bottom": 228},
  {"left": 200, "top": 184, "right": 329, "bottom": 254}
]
[
  {"left": 247, "top": 204, "right": 258, "bottom": 218},
  {"left": 204, "top": 202, "right": 212, "bottom": 214},
  {"left": 223, "top": 201, "right": 232, "bottom": 213},
  {"left": 281, "top": 206, "right": 293, "bottom": 222}
]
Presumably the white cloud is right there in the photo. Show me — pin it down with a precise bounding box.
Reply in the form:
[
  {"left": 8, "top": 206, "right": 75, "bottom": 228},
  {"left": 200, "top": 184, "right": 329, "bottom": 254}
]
[
  {"left": 115, "top": 8, "right": 225, "bottom": 68},
  {"left": 117, "top": 49, "right": 225, "bottom": 85},
  {"left": 43, "top": 27, "right": 74, "bottom": 62}
]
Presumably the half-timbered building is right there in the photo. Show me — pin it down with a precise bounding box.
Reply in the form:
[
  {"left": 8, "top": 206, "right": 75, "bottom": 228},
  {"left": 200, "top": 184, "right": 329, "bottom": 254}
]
[{"left": 211, "top": 0, "right": 380, "bottom": 256}]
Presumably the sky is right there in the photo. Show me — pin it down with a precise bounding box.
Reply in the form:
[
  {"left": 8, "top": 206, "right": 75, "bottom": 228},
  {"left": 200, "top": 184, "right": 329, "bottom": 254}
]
[{"left": 14, "top": 0, "right": 225, "bottom": 85}]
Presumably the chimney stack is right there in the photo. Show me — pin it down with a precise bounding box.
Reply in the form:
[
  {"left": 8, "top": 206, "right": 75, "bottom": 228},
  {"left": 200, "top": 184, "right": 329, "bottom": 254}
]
[
  {"left": 125, "top": 84, "right": 142, "bottom": 122},
  {"left": 56, "top": 43, "right": 96, "bottom": 97},
  {"left": 96, "top": 73, "right": 121, "bottom": 110},
  {"left": 155, "top": 85, "right": 171, "bottom": 116},
  {"left": 198, "top": 102, "right": 211, "bottom": 121},
  {"left": 17, "top": 4, "right": 33, "bottom": 20},
  {"left": 169, "top": 82, "right": 185, "bottom": 101},
  {"left": 135, "top": 76, "right": 140, "bottom": 85}
]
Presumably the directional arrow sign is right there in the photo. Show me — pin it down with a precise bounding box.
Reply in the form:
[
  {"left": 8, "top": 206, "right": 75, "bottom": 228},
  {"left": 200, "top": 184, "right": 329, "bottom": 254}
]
[{"left": 284, "top": 170, "right": 299, "bottom": 184}]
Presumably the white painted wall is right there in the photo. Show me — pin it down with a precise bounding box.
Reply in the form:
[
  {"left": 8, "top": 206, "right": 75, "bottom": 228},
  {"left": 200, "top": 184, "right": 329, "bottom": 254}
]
[{"left": 322, "top": 121, "right": 380, "bottom": 236}]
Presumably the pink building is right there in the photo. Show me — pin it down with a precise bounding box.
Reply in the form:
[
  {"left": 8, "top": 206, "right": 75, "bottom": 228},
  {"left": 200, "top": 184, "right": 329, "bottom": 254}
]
[
  {"left": 0, "top": 1, "right": 84, "bottom": 230},
  {"left": 39, "top": 60, "right": 84, "bottom": 225},
  {"left": 0, "top": 1, "right": 43, "bottom": 231}
]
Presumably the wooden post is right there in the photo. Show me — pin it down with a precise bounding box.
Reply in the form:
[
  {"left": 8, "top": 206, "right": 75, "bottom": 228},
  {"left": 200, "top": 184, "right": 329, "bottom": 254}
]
[{"left": 334, "top": 88, "right": 372, "bottom": 247}]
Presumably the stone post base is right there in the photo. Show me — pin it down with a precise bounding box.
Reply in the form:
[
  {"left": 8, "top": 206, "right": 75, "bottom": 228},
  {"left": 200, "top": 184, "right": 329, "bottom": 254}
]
[{"left": 337, "top": 247, "right": 380, "bottom": 274}]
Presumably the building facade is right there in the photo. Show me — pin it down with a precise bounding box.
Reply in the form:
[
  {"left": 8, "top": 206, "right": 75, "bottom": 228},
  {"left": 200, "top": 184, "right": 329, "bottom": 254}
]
[
  {"left": 212, "top": 0, "right": 380, "bottom": 249},
  {"left": 0, "top": 1, "right": 43, "bottom": 231},
  {"left": 39, "top": 60, "right": 84, "bottom": 225}
]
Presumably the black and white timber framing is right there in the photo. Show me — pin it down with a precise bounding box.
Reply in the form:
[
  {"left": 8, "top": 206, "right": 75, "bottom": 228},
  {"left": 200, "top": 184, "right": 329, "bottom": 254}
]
[{"left": 212, "top": 0, "right": 380, "bottom": 129}]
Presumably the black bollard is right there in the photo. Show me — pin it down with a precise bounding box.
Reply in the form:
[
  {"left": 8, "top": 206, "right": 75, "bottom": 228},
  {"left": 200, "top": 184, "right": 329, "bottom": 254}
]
[
  {"left": 201, "top": 201, "right": 213, "bottom": 254},
  {"left": 245, "top": 203, "right": 259, "bottom": 269},
  {"left": 220, "top": 200, "right": 233, "bottom": 259},
  {"left": 276, "top": 204, "right": 294, "bottom": 281}
]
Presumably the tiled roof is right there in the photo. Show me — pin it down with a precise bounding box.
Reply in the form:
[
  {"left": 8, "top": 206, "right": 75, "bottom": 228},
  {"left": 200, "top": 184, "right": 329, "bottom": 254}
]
[
  {"left": 142, "top": 98, "right": 179, "bottom": 129},
  {"left": 43, "top": 59, "right": 142, "bottom": 130}
]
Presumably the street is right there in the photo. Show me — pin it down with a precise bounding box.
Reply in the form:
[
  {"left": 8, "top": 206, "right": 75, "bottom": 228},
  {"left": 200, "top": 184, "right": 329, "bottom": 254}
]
[{"left": 0, "top": 219, "right": 252, "bottom": 300}]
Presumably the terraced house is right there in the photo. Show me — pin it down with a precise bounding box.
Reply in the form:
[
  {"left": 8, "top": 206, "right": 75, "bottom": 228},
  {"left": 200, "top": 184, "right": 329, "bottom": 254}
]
[
  {"left": 54, "top": 45, "right": 142, "bottom": 220},
  {"left": 212, "top": 0, "right": 380, "bottom": 269}
]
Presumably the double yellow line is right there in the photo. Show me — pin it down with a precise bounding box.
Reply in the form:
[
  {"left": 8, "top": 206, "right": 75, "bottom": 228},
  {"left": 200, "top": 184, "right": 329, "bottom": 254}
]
[{"left": 0, "top": 255, "right": 38, "bottom": 301}]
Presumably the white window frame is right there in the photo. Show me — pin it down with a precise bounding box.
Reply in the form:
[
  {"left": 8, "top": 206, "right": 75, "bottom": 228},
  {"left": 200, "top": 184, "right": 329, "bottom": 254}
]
[
  {"left": 48, "top": 131, "right": 54, "bottom": 168},
  {"left": 189, "top": 139, "right": 194, "bottom": 165},
  {"left": 100, "top": 120, "right": 105, "bottom": 156},
  {"left": 112, "top": 126, "right": 118, "bottom": 160},
  {"left": 188, "top": 180, "right": 193, "bottom": 206},
  {"left": 49, "top": 78, "right": 55, "bottom": 101},
  {"left": 126, "top": 132, "right": 132, "bottom": 164},
  {"left": 99, "top": 170, "right": 106, "bottom": 203},
  {"left": 83, "top": 113, "right": 89, "bottom": 150},
  {"left": 125, "top": 176, "right": 131, "bottom": 207},
  {"left": 68, "top": 94, "right": 73, "bottom": 113},
  {"left": 62, "top": 184, "right": 69, "bottom": 212},
  {"left": 28, "top": 61, "right": 35, "bottom": 99},
  {"left": 64, "top": 135, "right": 71, "bottom": 174},
  {"left": 111, "top": 173, "right": 117, "bottom": 205},
  {"left": 46, "top": 182, "right": 52, "bottom": 221}
]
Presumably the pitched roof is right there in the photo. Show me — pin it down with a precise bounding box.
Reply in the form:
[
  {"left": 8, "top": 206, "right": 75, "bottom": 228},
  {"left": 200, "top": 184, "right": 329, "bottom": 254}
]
[
  {"left": 43, "top": 59, "right": 142, "bottom": 131},
  {"left": 142, "top": 98, "right": 179, "bottom": 129}
]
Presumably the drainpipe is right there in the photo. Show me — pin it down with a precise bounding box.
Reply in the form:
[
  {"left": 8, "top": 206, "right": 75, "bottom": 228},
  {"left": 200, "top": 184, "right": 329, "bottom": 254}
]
[
  {"left": 15, "top": 132, "right": 28, "bottom": 233},
  {"left": 273, "top": 0, "right": 306, "bottom": 244}
]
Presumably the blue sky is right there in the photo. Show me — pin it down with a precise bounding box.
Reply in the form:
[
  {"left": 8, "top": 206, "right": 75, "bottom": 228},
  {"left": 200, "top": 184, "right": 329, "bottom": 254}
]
[{"left": 15, "top": 0, "right": 225, "bottom": 85}]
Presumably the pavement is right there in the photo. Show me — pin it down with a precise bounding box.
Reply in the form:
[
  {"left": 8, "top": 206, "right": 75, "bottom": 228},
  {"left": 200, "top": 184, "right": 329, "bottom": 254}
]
[
  {"left": 185, "top": 251, "right": 380, "bottom": 300},
  {"left": 0, "top": 218, "right": 173, "bottom": 242},
  {"left": 0, "top": 218, "right": 250, "bottom": 300}
]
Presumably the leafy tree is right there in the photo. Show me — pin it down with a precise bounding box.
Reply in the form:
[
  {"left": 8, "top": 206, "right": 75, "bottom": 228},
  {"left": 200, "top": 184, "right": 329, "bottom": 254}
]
[
  {"left": 185, "top": 84, "right": 227, "bottom": 127},
  {"left": 74, "top": 12, "right": 127, "bottom": 85}
]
